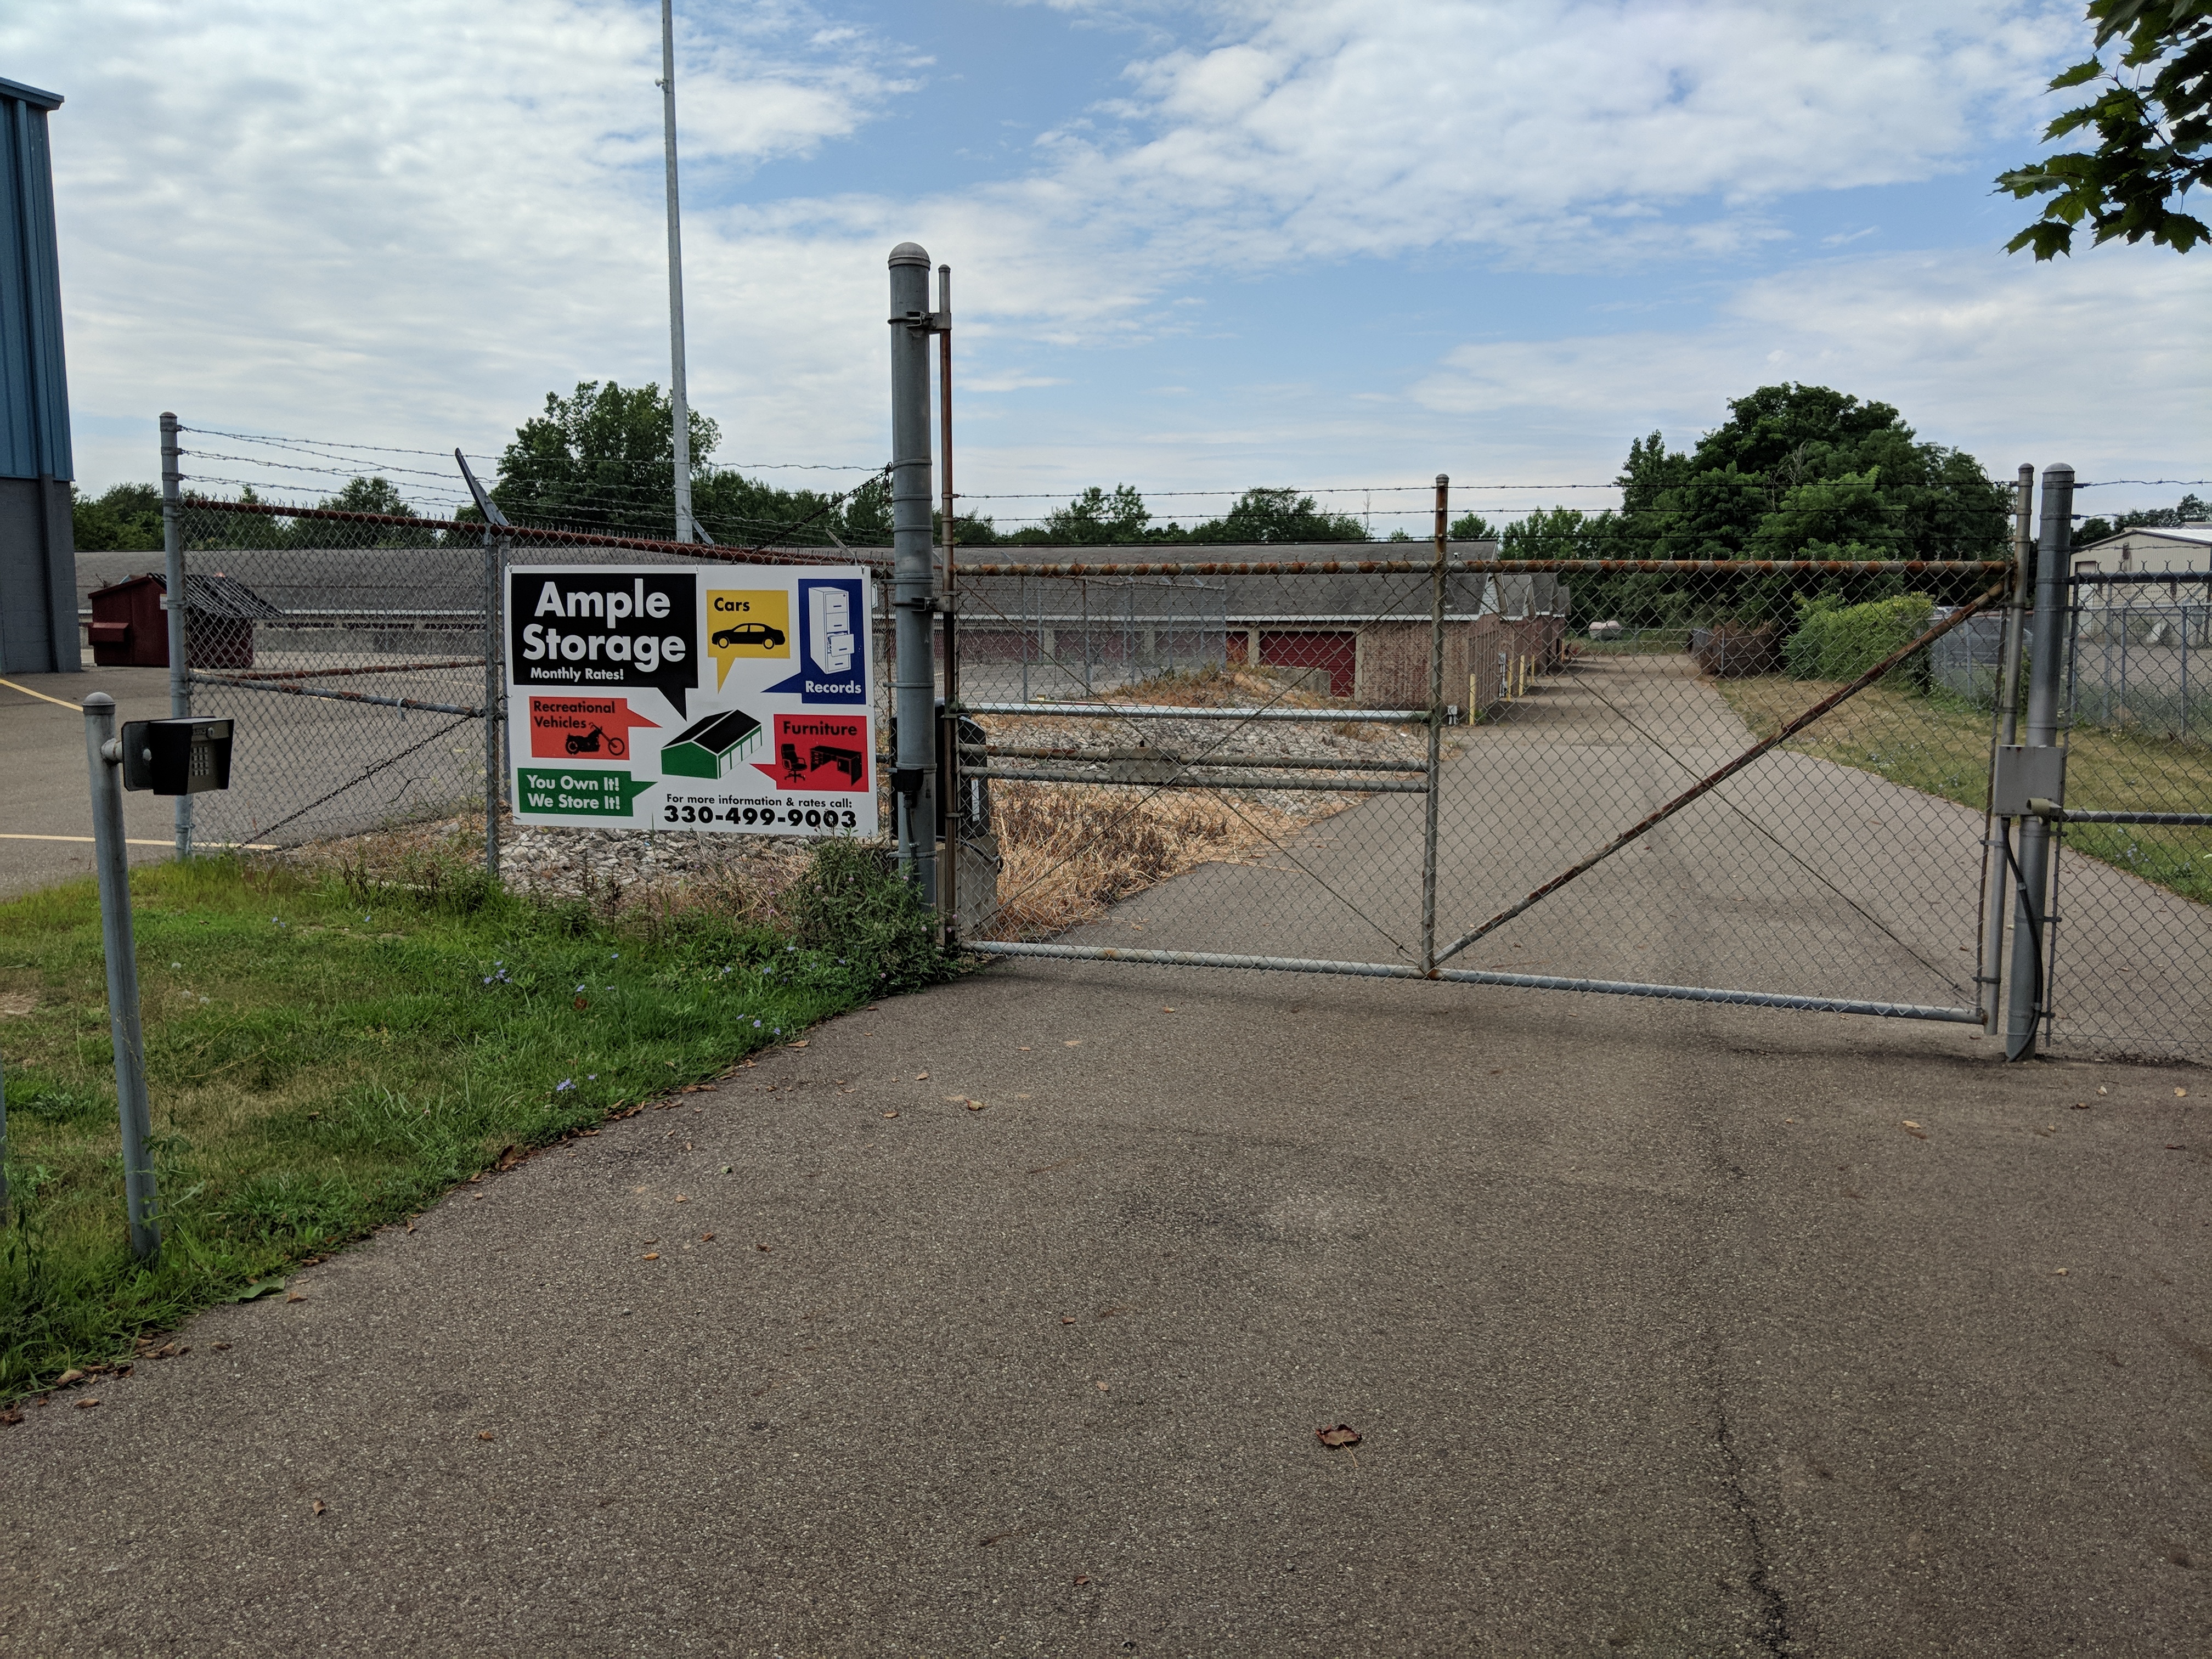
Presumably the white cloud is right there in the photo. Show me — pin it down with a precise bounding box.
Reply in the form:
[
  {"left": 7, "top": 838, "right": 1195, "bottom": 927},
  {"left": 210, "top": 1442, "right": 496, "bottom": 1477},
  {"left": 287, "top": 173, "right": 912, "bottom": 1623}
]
[
  {"left": 1407, "top": 246, "right": 2212, "bottom": 492},
  {"left": 16, "top": 0, "right": 2168, "bottom": 516}
]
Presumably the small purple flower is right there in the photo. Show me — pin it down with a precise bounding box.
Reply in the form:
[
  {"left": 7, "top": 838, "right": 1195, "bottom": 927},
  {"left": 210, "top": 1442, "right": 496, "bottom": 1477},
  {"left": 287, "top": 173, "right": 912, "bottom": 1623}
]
[{"left": 555, "top": 1078, "right": 574, "bottom": 1092}]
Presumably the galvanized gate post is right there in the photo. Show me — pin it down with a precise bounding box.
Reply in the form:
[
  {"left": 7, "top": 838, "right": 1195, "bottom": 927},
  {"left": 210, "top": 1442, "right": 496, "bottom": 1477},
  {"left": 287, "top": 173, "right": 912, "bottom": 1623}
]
[
  {"left": 483, "top": 530, "right": 502, "bottom": 884},
  {"left": 1421, "top": 475, "right": 1447, "bottom": 973},
  {"left": 83, "top": 692, "right": 161, "bottom": 1260},
  {"left": 160, "top": 412, "right": 192, "bottom": 860},
  {"left": 1977, "top": 465, "right": 2034, "bottom": 1030},
  {"left": 936, "top": 263, "right": 960, "bottom": 940},
  {"left": 888, "top": 242, "right": 938, "bottom": 900},
  {"left": 2005, "top": 464, "right": 2073, "bottom": 1060}
]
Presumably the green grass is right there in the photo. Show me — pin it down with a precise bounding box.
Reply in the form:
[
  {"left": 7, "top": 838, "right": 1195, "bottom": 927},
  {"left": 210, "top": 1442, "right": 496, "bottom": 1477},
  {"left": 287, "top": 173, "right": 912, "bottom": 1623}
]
[
  {"left": 0, "top": 843, "right": 945, "bottom": 1400},
  {"left": 1716, "top": 676, "right": 2212, "bottom": 908}
]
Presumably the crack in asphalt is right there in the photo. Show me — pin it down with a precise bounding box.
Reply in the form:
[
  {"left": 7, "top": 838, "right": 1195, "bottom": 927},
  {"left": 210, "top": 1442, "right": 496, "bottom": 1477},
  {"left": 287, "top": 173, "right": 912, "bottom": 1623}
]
[{"left": 1713, "top": 1389, "right": 1797, "bottom": 1656}]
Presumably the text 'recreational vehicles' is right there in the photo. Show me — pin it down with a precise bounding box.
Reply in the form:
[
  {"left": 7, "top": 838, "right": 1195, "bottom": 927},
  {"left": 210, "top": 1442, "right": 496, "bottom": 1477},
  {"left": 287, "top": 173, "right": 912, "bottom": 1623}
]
[{"left": 505, "top": 564, "right": 876, "bottom": 836}]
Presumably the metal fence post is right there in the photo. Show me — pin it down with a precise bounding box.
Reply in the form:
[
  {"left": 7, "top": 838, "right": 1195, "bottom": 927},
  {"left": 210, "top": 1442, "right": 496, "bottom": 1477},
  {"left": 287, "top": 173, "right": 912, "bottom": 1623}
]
[
  {"left": 1420, "top": 473, "right": 1447, "bottom": 973},
  {"left": 1, "top": 1046, "right": 11, "bottom": 1225},
  {"left": 888, "top": 242, "right": 938, "bottom": 900},
  {"left": 1977, "top": 464, "right": 2034, "bottom": 1031},
  {"left": 160, "top": 412, "right": 192, "bottom": 860},
  {"left": 483, "top": 530, "right": 502, "bottom": 884},
  {"left": 2005, "top": 463, "right": 2073, "bottom": 1060},
  {"left": 83, "top": 692, "right": 160, "bottom": 1260}
]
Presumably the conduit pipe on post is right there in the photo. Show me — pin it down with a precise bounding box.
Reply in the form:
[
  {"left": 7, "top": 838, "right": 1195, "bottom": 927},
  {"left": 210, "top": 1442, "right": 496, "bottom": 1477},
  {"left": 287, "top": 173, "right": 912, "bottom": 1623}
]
[
  {"left": 936, "top": 263, "right": 960, "bottom": 939},
  {"left": 160, "top": 411, "right": 193, "bottom": 860},
  {"left": 1976, "top": 465, "right": 2034, "bottom": 1032},
  {"left": 888, "top": 242, "right": 939, "bottom": 901},
  {"left": 2005, "top": 463, "right": 2073, "bottom": 1060}
]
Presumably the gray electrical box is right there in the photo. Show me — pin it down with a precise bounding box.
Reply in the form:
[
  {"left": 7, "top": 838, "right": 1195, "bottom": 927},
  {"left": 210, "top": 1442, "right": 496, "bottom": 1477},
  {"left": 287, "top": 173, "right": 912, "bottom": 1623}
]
[
  {"left": 1990, "top": 744, "right": 2066, "bottom": 817},
  {"left": 120, "top": 717, "right": 234, "bottom": 795}
]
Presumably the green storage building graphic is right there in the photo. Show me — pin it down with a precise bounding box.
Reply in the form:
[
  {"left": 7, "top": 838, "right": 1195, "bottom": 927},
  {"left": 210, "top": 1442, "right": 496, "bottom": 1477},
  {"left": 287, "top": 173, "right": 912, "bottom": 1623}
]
[{"left": 661, "top": 708, "right": 762, "bottom": 780}]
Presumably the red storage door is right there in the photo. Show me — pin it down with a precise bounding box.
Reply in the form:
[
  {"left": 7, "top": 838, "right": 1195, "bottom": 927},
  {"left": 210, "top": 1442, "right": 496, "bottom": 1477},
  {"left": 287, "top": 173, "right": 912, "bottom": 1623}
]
[{"left": 1259, "top": 630, "right": 1355, "bottom": 698}]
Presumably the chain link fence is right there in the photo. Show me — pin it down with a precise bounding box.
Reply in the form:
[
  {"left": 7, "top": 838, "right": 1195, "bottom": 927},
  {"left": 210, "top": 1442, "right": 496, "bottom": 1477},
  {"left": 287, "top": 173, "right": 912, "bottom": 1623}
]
[
  {"left": 2041, "top": 572, "right": 2212, "bottom": 1062},
  {"left": 941, "top": 551, "right": 2207, "bottom": 1060},
  {"left": 174, "top": 498, "right": 891, "bottom": 853}
]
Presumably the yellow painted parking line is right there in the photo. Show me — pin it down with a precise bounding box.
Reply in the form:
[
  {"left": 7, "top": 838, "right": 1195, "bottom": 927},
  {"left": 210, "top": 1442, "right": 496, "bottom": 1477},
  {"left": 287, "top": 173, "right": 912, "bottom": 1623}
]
[
  {"left": 0, "top": 675, "right": 83, "bottom": 710},
  {"left": 0, "top": 833, "right": 278, "bottom": 850}
]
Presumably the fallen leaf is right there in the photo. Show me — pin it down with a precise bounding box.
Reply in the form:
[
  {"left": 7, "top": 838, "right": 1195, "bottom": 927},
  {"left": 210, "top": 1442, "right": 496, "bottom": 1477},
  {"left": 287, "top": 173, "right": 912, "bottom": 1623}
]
[
  {"left": 944, "top": 1094, "right": 967, "bottom": 1104},
  {"left": 788, "top": 1040, "right": 808, "bottom": 1048},
  {"left": 2178, "top": 1088, "right": 2189, "bottom": 1098},
  {"left": 1095, "top": 1381, "right": 1109, "bottom": 1391},
  {"left": 1017, "top": 1046, "right": 1031, "bottom": 1052},
  {"left": 2053, "top": 1267, "right": 2069, "bottom": 1277},
  {"left": 755, "top": 1243, "right": 772, "bottom": 1252},
  {"left": 642, "top": 1253, "right": 661, "bottom": 1261},
  {"left": 720, "top": 1164, "right": 732, "bottom": 1173},
  {"left": 966, "top": 1099, "right": 987, "bottom": 1112},
  {"left": 285, "top": 1289, "right": 305, "bottom": 1303},
  {"left": 1901, "top": 1122, "right": 1929, "bottom": 1140},
  {"left": 573, "top": 996, "right": 588, "bottom": 1010},
  {"left": 477, "top": 1430, "right": 495, "bottom": 1441},
  {"left": 313, "top": 1499, "right": 326, "bottom": 1515},
  {"left": 75, "top": 1398, "right": 100, "bottom": 1410},
  {"left": 2098, "top": 1085, "right": 2109, "bottom": 1096},
  {"left": 211, "top": 1342, "right": 230, "bottom": 1351},
  {"left": 1073, "top": 1575, "right": 1091, "bottom": 1586},
  {"left": 2070, "top": 1102, "right": 2089, "bottom": 1110},
  {"left": 1061, "top": 1317, "right": 1077, "bottom": 1325},
  {"left": 881, "top": 1110, "right": 899, "bottom": 1119},
  {"left": 227, "top": 1278, "right": 286, "bottom": 1303},
  {"left": 674, "top": 1195, "right": 688, "bottom": 1203},
  {"left": 1316, "top": 1424, "right": 1361, "bottom": 1448},
  {"left": 1162, "top": 1007, "right": 1176, "bottom": 1012},
  {"left": 1063, "top": 1040, "right": 1082, "bottom": 1047},
  {"left": 2167, "top": 1144, "right": 2186, "bottom": 1150},
  {"left": 1782, "top": 1118, "right": 1797, "bottom": 1125},
  {"left": 916, "top": 1071, "right": 929, "bottom": 1080},
  {"left": 1901, "top": 1120, "right": 1922, "bottom": 1130},
  {"left": 55, "top": 1369, "right": 83, "bottom": 1387},
  {"left": 699, "top": 1233, "right": 714, "bottom": 1242}
]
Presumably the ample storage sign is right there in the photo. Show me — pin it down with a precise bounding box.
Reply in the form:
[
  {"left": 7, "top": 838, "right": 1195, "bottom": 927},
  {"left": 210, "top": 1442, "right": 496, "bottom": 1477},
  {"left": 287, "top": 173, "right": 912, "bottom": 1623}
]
[{"left": 505, "top": 563, "right": 876, "bottom": 836}]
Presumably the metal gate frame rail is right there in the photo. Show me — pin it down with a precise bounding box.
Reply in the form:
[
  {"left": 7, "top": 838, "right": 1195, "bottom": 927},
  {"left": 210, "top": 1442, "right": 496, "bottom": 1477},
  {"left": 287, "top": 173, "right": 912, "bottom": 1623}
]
[{"left": 961, "top": 552, "right": 2015, "bottom": 1028}]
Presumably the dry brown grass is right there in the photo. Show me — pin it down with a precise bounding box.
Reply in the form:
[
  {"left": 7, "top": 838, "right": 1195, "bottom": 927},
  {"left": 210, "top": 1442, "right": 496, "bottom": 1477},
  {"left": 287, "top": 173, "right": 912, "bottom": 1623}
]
[
  {"left": 981, "top": 781, "right": 1306, "bottom": 940},
  {"left": 274, "top": 810, "right": 812, "bottom": 928}
]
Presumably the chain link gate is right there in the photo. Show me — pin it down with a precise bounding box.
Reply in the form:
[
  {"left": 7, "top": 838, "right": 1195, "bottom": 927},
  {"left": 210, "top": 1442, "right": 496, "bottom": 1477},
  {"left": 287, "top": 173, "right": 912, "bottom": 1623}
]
[
  {"left": 2033, "top": 569, "right": 2212, "bottom": 1062},
  {"left": 947, "top": 534, "right": 2030, "bottom": 1034}
]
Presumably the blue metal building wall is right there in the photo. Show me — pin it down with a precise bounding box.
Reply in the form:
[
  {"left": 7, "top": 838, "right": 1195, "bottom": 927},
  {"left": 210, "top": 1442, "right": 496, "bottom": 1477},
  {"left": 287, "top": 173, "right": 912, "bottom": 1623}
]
[
  {"left": 0, "top": 74, "right": 77, "bottom": 673},
  {"left": 1, "top": 76, "right": 70, "bottom": 481}
]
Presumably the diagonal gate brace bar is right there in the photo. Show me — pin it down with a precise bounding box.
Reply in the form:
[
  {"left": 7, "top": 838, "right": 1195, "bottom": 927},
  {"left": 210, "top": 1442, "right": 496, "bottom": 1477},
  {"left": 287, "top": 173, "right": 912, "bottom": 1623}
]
[{"left": 1429, "top": 577, "right": 2013, "bottom": 972}]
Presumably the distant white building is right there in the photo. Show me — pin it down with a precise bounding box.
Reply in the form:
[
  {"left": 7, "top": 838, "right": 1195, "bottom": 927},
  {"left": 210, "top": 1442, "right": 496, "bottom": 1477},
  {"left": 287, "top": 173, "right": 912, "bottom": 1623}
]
[
  {"left": 2070, "top": 522, "right": 2212, "bottom": 577},
  {"left": 2068, "top": 522, "right": 2210, "bottom": 646}
]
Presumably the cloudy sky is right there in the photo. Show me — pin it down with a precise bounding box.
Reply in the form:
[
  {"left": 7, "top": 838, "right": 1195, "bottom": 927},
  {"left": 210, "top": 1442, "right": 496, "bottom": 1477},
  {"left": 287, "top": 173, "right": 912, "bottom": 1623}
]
[{"left": 8, "top": 0, "right": 2206, "bottom": 532}]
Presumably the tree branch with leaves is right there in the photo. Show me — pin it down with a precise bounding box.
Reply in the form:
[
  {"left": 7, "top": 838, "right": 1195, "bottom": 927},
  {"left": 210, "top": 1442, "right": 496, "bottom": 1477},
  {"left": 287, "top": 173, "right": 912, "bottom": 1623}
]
[{"left": 1998, "top": 0, "right": 2210, "bottom": 257}]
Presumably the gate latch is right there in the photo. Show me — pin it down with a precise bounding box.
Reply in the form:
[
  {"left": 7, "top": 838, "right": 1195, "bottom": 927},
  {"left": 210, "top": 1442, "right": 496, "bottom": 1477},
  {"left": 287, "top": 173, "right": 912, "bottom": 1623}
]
[{"left": 1991, "top": 745, "right": 2066, "bottom": 818}]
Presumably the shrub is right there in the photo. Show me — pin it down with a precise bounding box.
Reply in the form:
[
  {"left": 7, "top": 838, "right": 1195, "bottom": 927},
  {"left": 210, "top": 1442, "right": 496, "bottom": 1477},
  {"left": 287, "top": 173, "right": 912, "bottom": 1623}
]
[
  {"left": 1785, "top": 592, "right": 1934, "bottom": 686},
  {"left": 779, "top": 838, "right": 952, "bottom": 994}
]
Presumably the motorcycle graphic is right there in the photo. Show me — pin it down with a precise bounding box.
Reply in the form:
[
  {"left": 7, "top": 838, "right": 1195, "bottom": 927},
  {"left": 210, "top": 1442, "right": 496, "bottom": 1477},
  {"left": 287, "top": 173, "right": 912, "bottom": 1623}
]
[{"left": 563, "top": 724, "right": 629, "bottom": 758}]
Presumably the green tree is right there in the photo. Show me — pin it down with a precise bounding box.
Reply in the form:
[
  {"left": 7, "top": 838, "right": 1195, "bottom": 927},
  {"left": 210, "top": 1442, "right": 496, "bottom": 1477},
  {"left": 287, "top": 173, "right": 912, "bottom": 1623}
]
[
  {"left": 1500, "top": 506, "right": 1605, "bottom": 559},
  {"left": 2077, "top": 489, "right": 2211, "bottom": 541},
  {"left": 1998, "top": 0, "right": 2210, "bottom": 257},
  {"left": 314, "top": 476, "right": 440, "bottom": 546},
  {"left": 1039, "top": 484, "right": 1152, "bottom": 545},
  {"left": 1448, "top": 511, "right": 1498, "bottom": 541},
  {"left": 70, "top": 482, "right": 164, "bottom": 552},
  {"left": 493, "top": 381, "right": 720, "bottom": 540},
  {"left": 1188, "top": 487, "right": 1367, "bottom": 544}
]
